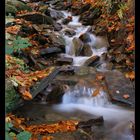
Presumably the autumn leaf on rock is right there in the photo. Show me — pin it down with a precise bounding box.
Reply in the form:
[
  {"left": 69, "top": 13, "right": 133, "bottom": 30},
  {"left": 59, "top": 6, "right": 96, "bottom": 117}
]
[{"left": 125, "top": 71, "right": 135, "bottom": 80}]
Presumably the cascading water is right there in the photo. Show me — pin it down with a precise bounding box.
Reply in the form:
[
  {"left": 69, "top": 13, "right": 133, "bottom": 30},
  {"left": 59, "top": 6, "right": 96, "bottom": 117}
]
[
  {"left": 55, "top": 9, "right": 108, "bottom": 66},
  {"left": 49, "top": 8, "right": 134, "bottom": 140},
  {"left": 54, "top": 85, "right": 134, "bottom": 140}
]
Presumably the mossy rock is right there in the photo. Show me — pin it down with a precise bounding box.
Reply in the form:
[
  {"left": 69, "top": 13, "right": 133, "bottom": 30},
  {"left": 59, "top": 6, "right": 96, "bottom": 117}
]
[
  {"left": 6, "top": 4, "right": 17, "bottom": 15},
  {"left": 6, "top": 0, "right": 32, "bottom": 14},
  {"left": 5, "top": 79, "right": 21, "bottom": 113}
]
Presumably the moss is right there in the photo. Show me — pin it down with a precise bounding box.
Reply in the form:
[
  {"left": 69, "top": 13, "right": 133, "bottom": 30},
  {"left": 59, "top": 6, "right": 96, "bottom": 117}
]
[{"left": 5, "top": 79, "right": 20, "bottom": 113}]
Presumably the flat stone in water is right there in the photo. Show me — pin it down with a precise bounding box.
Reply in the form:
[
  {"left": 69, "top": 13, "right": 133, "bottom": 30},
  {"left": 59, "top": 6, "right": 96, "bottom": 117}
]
[{"left": 104, "top": 70, "right": 135, "bottom": 108}]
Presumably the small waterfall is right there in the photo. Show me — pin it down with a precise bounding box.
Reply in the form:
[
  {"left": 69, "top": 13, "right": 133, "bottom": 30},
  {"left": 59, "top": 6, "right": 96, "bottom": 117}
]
[
  {"left": 57, "top": 10, "right": 108, "bottom": 66},
  {"left": 55, "top": 85, "right": 134, "bottom": 123},
  {"left": 50, "top": 8, "right": 134, "bottom": 140},
  {"left": 62, "top": 85, "right": 109, "bottom": 106}
]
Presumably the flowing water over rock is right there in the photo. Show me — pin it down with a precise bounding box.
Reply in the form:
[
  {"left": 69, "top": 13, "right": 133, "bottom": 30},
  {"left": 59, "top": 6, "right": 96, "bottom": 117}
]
[
  {"left": 14, "top": 3, "right": 134, "bottom": 140},
  {"left": 52, "top": 9, "right": 108, "bottom": 66}
]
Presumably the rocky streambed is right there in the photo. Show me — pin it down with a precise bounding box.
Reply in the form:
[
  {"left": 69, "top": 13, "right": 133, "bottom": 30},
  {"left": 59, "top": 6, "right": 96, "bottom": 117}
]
[{"left": 6, "top": 0, "right": 135, "bottom": 139}]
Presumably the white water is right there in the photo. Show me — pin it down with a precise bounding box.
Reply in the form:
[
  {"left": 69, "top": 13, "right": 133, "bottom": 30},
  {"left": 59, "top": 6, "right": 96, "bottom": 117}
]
[
  {"left": 54, "top": 85, "right": 134, "bottom": 140},
  {"left": 56, "top": 10, "right": 108, "bottom": 66},
  {"left": 52, "top": 8, "right": 134, "bottom": 139}
]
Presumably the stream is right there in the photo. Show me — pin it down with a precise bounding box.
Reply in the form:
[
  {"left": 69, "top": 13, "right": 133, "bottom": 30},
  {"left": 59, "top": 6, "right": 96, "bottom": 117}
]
[{"left": 14, "top": 3, "right": 134, "bottom": 140}]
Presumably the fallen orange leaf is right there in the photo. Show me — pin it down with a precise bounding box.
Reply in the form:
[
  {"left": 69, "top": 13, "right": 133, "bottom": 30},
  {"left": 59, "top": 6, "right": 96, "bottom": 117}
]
[
  {"left": 123, "top": 94, "right": 130, "bottom": 99},
  {"left": 125, "top": 71, "right": 135, "bottom": 80}
]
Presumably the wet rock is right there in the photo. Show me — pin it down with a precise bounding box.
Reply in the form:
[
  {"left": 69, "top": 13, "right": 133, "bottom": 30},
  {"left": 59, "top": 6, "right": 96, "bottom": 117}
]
[
  {"left": 78, "top": 116, "right": 104, "bottom": 129},
  {"left": 42, "top": 82, "right": 65, "bottom": 103},
  {"left": 16, "top": 12, "right": 54, "bottom": 25},
  {"left": 53, "top": 23, "right": 62, "bottom": 31},
  {"left": 80, "top": 7, "right": 102, "bottom": 25},
  {"left": 72, "top": 37, "right": 84, "bottom": 56},
  {"left": 48, "top": 33, "right": 65, "bottom": 51},
  {"left": 56, "top": 57, "right": 73, "bottom": 65},
  {"left": 84, "top": 56, "right": 100, "bottom": 66},
  {"left": 64, "top": 28, "right": 76, "bottom": 37},
  {"left": 80, "top": 44, "right": 93, "bottom": 56},
  {"left": 6, "top": 79, "right": 23, "bottom": 113},
  {"left": 50, "top": 9, "right": 64, "bottom": 20},
  {"left": 79, "top": 33, "right": 91, "bottom": 43},
  {"left": 62, "top": 16, "right": 72, "bottom": 25},
  {"left": 104, "top": 70, "right": 135, "bottom": 107},
  {"left": 40, "top": 47, "right": 62, "bottom": 56}
]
